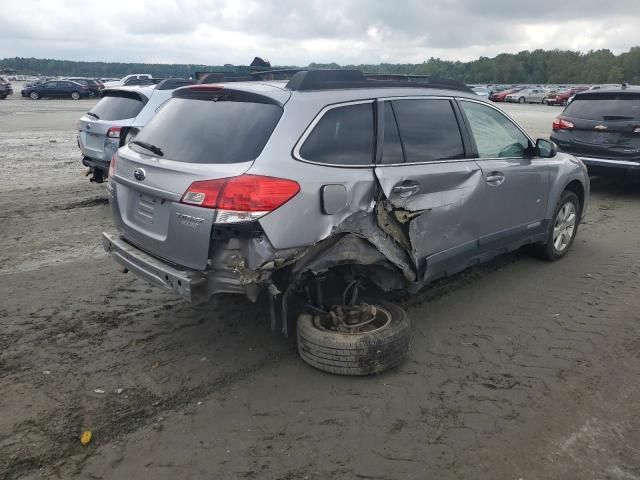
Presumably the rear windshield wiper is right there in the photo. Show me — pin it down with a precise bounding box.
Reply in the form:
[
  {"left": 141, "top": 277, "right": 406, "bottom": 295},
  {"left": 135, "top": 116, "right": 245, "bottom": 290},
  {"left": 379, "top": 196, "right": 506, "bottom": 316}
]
[
  {"left": 131, "top": 140, "right": 164, "bottom": 156},
  {"left": 86, "top": 112, "right": 100, "bottom": 119}
]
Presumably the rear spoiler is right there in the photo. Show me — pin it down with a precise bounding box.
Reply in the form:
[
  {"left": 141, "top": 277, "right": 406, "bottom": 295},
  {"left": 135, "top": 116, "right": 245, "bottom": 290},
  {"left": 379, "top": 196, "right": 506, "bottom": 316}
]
[
  {"left": 172, "top": 84, "right": 285, "bottom": 106},
  {"left": 100, "top": 88, "right": 150, "bottom": 104}
]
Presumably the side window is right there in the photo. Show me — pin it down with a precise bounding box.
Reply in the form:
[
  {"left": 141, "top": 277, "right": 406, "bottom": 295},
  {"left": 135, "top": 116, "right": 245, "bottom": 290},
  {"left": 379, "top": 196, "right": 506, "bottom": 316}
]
[
  {"left": 391, "top": 99, "right": 465, "bottom": 163},
  {"left": 460, "top": 101, "right": 530, "bottom": 158},
  {"left": 299, "top": 102, "right": 374, "bottom": 165},
  {"left": 380, "top": 102, "right": 404, "bottom": 164}
]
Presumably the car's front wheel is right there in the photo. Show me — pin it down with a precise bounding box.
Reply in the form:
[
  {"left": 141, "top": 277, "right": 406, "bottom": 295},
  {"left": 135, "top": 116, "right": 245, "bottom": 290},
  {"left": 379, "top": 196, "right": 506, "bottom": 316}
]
[
  {"left": 29, "top": 91, "right": 40, "bottom": 100},
  {"left": 537, "top": 190, "right": 580, "bottom": 261},
  {"left": 518, "top": 96, "right": 525, "bottom": 104},
  {"left": 71, "top": 91, "right": 81, "bottom": 100}
]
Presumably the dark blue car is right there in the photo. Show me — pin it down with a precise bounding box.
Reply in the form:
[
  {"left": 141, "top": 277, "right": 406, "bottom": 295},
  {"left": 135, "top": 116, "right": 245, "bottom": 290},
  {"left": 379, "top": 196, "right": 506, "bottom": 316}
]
[{"left": 21, "top": 80, "right": 91, "bottom": 100}]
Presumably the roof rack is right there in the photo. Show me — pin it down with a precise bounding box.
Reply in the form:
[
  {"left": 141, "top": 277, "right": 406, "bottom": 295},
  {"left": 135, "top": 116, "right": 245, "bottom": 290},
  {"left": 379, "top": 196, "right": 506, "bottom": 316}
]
[
  {"left": 155, "top": 78, "right": 195, "bottom": 90},
  {"left": 284, "top": 69, "right": 473, "bottom": 93}
]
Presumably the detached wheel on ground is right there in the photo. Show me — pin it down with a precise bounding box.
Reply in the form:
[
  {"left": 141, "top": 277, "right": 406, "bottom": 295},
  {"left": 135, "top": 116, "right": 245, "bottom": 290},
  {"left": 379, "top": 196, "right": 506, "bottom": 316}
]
[
  {"left": 71, "top": 91, "right": 81, "bottom": 100},
  {"left": 536, "top": 190, "right": 580, "bottom": 261},
  {"left": 297, "top": 300, "right": 411, "bottom": 376},
  {"left": 30, "top": 91, "right": 39, "bottom": 100}
]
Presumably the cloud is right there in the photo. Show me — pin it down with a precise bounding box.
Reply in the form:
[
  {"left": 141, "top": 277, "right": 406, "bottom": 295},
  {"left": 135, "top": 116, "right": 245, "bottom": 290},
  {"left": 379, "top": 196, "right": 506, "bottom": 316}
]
[{"left": 1, "top": 0, "right": 639, "bottom": 65}]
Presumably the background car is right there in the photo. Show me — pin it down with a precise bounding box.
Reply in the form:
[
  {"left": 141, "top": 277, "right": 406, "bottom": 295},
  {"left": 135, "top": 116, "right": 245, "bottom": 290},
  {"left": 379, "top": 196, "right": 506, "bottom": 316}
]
[
  {"left": 505, "top": 87, "right": 548, "bottom": 104},
  {"left": 550, "top": 85, "right": 640, "bottom": 177},
  {"left": 471, "top": 85, "right": 490, "bottom": 98},
  {"left": 546, "top": 87, "right": 589, "bottom": 106},
  {"left": 21, "top": 80, "right": 91, "bottom": 100},
  {"left": 0, "top": 77, "right": 13, "bottom": 99},
  {"left": 490, "top": 88, "right": 521, "bottom": 102},
  {"left": 103, "top": 74, "right": 152, "bottom": 88},
  {"left": 77, "top": 78, "right": 194, "bottom": 182},
  {"left": 65, "top": 78, "right": 103, "bottom": 96}
]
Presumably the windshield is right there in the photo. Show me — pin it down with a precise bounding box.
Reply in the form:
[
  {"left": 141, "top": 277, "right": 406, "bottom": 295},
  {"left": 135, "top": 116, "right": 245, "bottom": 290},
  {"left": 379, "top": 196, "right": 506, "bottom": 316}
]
[
  {"left": 88, "top": 94, "right": 145, "bottom": 121},
  {"left": 564, "top": 96, "right": 640, "bottom": 120},
  {"left": 130, "top": 97, "right": 282, "bottom": 164}
]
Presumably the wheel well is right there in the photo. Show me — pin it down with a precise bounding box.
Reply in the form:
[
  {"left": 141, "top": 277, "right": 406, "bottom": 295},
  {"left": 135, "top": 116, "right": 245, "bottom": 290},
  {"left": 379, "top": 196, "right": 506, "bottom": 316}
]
[{"left": 565, "top": 180, "right": 584, "bottom": 212}]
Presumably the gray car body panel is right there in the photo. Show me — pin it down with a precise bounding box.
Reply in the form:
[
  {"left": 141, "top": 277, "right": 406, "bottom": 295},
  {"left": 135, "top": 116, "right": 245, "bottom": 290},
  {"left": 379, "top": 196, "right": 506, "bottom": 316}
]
[{"left": 104, "top": 81, "right": 590, "bottom": 304}]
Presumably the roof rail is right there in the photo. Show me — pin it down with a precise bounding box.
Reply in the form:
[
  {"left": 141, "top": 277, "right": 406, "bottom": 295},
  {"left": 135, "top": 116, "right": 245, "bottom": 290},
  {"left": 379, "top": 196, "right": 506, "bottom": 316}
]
[
  {"left": 284, "top": 69, "right": 473, "bottom": 93},
  {"left": 155, "top": 78, "right": 195, "bottom": 90}
]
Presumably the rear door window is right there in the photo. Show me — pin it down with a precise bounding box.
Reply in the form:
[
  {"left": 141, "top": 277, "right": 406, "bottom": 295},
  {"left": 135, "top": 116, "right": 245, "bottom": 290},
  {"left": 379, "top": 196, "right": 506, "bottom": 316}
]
[
  {"left": 391, "top": 99, "right": 465, "bottom": 162},
  {"left": 299, "top": 102, "right": 374, "bottom": 165},
  {"left": 131, "top": 97, "right": 282, "bottom": 164},
  {"left": 563, "top": 96, "right": 640, "bottom": 120},
  {"left": 89, "top": 93, "right": 146, "bottom": 120}
]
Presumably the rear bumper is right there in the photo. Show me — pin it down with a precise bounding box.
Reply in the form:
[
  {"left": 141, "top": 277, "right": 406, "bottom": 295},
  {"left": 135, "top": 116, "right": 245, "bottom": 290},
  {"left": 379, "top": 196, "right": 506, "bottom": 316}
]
[
  {"left": 102, "top": 232, "right": 248, "bottom": 302},
  {"left": 577, "top": 156, "right": 640, "bottom": 177},
  {"left": 103, "top": 232, "right": 208, "bottom": 302}
]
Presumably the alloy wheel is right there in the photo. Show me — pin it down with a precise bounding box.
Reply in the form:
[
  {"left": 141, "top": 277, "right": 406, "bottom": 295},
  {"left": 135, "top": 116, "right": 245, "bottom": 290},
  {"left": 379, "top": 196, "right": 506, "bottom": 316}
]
[{"left": 553, "top": 201, "right": 576, "bottom": 253}]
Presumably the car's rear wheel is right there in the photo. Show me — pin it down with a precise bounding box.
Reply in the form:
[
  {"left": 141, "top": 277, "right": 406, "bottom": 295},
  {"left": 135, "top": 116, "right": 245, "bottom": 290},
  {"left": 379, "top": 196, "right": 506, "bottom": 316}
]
[
  {"left": 29, "top": 91, "right": 39, "bottom": 100},
  {"left": 536, "top": 190, "right": 580, "bottom": 261},
  {"left": 71, "top": 91, "right": 80, "bottom": 100},
  {"left": 542, "top": 97, "right": 547, "bottom": 104},
  {"left": 297, "top": 300, "right": 411, "bottom": 376},
  {"left": 518, "top": 96, "right": 525, "bottom": 104},
  {"left": 562, "top": 99, "right": 569, "bottom": 106}
]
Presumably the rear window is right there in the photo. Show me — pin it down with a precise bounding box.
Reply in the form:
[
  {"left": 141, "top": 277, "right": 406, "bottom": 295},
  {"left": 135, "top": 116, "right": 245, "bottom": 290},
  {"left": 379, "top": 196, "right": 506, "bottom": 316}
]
[
  {"left": 89, "top": 94, "right": 145, "bottom": 121},
  {"left": 564, "top": 96, "right": 640, "bottom": 120},
  {"left": 299, "top": 103, "right": 374, "bottom": 165},
  {"left": 131, "top": 97, "right": 282, "bottom": 164}
]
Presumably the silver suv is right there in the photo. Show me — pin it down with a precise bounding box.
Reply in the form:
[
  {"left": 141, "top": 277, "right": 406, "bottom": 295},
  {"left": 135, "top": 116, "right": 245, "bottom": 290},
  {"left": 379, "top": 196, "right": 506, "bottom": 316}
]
[
  {"left": 103, "top": 70, "right": 590, "bottom": 375},
  {"left": 78, "top": 79, "right": 193, "bottom": 182}
]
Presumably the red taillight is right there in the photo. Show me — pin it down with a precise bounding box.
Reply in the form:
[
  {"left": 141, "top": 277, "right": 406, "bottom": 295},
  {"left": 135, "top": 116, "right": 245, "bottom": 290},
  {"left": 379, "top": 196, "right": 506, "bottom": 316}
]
[
  {"left": 108, "top": 154, "right": 116, "bottom": 178},
  {"left": 552, "top": 118, "right": 574, "bottom": 130},
  {"left": 107, "top": 127, "right": 121, "bottom": 138},
  {"left": 181, "top": 174, "right": 300, "bottom": 221}
]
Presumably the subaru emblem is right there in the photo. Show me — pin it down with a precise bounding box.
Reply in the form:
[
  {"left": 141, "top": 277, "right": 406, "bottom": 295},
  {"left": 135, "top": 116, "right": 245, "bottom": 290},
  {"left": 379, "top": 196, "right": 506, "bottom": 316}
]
[{"left": 133, "top": 168, "right": 146, "bottom": 181}]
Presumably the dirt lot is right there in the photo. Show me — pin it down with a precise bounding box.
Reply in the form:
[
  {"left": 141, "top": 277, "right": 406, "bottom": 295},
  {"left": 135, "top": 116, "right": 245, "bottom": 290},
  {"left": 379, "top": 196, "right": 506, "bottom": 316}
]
[{"left": 1, "top": 91, "right": 640, "bottom": 480}]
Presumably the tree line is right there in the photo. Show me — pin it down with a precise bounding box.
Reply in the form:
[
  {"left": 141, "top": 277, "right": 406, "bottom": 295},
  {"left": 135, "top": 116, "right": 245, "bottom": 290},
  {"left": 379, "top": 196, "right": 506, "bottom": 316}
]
[{"left": 2, "top": 47, "right": 640, "bottom": 84}]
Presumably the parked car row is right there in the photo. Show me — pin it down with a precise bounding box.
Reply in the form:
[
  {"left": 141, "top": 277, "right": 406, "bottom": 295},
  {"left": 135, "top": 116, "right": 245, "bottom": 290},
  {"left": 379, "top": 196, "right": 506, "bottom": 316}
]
[
  {"left": 473, "top": 83, "right": 615, "bottom": 106},
  {"left": 89, "top": 69, "right": 591, "bottom": 375}
]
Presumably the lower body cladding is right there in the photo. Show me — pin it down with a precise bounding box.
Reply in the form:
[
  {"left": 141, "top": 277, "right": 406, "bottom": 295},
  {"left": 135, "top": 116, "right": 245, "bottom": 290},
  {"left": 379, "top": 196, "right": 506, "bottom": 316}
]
[{"left": 577, "top": 156, "right": 640, "bottom": 178}]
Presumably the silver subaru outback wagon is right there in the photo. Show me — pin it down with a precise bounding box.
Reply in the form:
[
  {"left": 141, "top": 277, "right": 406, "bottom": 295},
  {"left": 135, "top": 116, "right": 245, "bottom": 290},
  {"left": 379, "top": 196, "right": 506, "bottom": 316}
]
[{"left": 103, "top": 70, "right": 590, "bottom": 375}]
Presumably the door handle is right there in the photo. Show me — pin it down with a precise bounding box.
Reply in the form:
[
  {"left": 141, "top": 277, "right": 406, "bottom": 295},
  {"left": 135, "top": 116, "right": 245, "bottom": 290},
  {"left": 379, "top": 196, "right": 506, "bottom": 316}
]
[
  {"left": 485, "top": 172, "right": 505, "bottom": 186},
  {"left": 392, "top": 182, "right": 420, "bottom": 198}
]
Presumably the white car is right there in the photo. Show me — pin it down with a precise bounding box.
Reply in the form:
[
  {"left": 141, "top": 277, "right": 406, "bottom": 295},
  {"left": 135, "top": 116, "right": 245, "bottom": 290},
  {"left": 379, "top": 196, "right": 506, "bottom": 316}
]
[
  {"left": 471, "top": 86, "right": 490, "bottom": 99},
  {"left": 103, "top": 74, "right": 153, "bottom": 88}
]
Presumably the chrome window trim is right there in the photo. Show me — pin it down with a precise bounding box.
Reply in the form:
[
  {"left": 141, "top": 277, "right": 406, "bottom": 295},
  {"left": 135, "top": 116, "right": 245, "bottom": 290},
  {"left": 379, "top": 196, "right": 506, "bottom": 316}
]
[{"left": 292, "top": 99, "right": 376, "bottom": 169}]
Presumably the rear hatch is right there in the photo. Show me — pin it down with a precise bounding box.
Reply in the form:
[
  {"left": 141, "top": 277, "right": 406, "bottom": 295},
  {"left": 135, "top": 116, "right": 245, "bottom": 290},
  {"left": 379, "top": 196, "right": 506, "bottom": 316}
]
[
  {"left": 555, "top": 92, "right": 640, "bottom": 160},
  {"left": 110, "top": 85, "right": 287, "bottom": 270},
  {"left": 78, "top": 89, "right": 148, "bottom": 161}
]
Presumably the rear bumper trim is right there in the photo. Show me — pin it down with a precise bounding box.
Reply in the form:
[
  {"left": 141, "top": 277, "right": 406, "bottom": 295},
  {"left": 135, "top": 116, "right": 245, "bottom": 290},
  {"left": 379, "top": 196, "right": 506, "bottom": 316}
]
[{"left": 102, "top": 232, "right": 207, "bottom": 302}]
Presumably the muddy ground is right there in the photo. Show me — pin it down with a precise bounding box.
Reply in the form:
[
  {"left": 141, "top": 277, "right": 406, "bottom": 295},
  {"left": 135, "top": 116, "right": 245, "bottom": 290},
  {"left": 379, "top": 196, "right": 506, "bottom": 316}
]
[{"left": 1, "top": 90, "right": 639, "bottom": 480}]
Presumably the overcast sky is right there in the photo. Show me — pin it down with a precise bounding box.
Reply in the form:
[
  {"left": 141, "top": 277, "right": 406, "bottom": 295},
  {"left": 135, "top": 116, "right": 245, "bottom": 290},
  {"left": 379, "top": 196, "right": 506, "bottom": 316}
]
[{"left": 2, "top": 0, "right": 640, "bottom": 65}]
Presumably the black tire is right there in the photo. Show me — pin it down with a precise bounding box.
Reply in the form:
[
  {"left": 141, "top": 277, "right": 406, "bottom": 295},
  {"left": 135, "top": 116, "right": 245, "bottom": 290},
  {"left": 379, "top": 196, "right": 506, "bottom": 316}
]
[
  {"left": 562, "top": 99, "right": 569, "bottom": 107},
  {"left": 71, "top": 91, "right": 80, "bottom": 100},
  {"left": 297, "top": 300, "right": 411, "bottom": 376},
  {"left": 518, "top": 96, "right": 525, "bottom": 104},
  {"left": 30, "top": 91, "right": 39, "bottom": 100},
  {"left": 542, "top": 97, "right": 547, "bottom": 104},
  {"left": 536, "top": 190, "right": 580, "bottom": 261}
]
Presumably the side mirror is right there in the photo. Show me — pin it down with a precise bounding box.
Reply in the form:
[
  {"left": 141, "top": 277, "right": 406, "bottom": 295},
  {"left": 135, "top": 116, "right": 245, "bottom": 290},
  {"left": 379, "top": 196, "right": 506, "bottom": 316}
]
[{"left": 535, "top": 138, "right": 557, "bottom": 158}]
